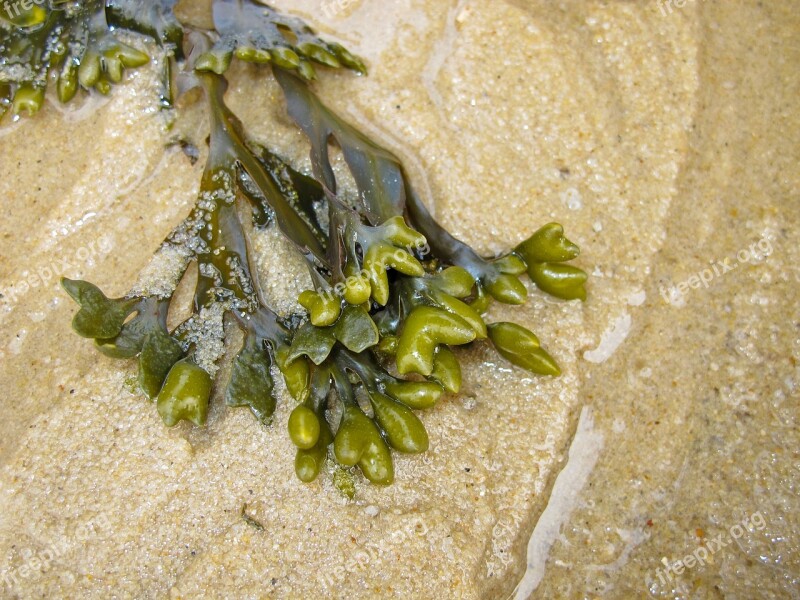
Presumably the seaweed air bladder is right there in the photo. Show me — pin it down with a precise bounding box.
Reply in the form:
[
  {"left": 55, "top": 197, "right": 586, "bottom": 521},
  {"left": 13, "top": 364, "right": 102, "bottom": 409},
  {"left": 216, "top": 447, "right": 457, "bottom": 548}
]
[{"left": 1, "top": 0, "right": 587, "bottom": 489}]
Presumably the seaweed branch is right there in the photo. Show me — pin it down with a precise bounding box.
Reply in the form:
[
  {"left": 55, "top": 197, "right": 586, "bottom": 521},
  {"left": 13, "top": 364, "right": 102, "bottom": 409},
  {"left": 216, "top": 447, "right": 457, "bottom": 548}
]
[{"left": 3, "top": 0, "right": 589, "bottom": 490}]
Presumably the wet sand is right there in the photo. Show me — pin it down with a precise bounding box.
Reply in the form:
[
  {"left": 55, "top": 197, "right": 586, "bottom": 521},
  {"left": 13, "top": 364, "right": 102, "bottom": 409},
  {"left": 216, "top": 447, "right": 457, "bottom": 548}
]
[{"left": 0, "top": 1, "right": 797, "bottom": 598}]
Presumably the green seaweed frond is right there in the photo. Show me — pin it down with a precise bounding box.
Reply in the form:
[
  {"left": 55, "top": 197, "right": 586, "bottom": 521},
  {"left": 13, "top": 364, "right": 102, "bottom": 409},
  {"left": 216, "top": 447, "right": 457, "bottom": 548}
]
[{"left": 0, "top": 0, "right": 589, "bottom": 490}]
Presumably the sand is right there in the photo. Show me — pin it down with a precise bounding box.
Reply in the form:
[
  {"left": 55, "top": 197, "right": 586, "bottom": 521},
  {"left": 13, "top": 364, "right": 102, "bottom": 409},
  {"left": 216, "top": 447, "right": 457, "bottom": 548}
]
[{"left": 0, "top": 0, "right": 797, "bottom": 598}]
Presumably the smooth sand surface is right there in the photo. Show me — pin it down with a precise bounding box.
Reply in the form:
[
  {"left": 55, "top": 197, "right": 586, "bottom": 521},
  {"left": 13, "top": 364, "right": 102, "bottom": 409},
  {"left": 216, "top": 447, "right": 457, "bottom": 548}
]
[{"left": 0, "top": 1, "right": 797, "bottom": 598}]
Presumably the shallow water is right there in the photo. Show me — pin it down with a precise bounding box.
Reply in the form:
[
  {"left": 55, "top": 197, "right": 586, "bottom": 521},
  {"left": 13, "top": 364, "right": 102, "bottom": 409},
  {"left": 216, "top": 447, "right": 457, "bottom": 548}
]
[{"left": 0, "top": 1, "right": 798, "bottom": 598}]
